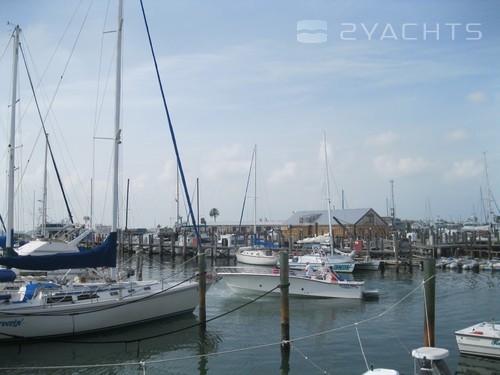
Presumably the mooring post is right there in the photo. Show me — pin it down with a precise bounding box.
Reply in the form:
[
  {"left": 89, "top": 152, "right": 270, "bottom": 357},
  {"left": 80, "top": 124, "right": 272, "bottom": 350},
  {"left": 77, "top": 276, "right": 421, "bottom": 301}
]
[
  {"left": 280, "top": 245, "right": 290, "bottom": 350},
  {"left": 422, "top": 257, "right": 436, "bottom": 347},
  {"left": 198, "top": 242, "right": 206, "bottom": 328}
]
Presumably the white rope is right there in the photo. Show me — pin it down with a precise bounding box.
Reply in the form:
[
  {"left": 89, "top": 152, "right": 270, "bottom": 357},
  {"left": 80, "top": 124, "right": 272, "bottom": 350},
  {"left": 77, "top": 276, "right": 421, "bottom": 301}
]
[{"left": 355, "top": 323, "right": 370, "bottom": 371}]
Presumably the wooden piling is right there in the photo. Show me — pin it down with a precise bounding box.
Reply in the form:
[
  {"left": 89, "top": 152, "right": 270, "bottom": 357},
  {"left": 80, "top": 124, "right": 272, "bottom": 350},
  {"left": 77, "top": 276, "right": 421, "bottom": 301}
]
[
  {"left": 422, "top": 258, "right": 436, "bottom": 347},
  {"left": 198, "top": 242, "right": 207, "bottom": 328},
  {"left": 280, "top": 246, "right": 290, "bottom": 350},
  {"left": 148, "top": 234, "right": 153, "bottom": 255}
]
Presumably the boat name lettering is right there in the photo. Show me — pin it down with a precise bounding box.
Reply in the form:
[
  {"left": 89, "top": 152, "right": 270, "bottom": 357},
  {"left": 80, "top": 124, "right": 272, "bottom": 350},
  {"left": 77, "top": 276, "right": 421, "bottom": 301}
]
[
  {"left": 335, "top": 264, "right": 352, "bottom": 270},
  {"left": 492, "top": 339, "right": 500, "bottom": 346},
  {"left": 0, "top": 319, "right": 23, "bottom": 328}
]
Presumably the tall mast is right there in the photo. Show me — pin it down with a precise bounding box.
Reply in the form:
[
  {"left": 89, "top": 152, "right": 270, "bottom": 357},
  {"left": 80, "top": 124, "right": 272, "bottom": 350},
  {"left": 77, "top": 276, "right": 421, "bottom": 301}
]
[
  {"left": 6, "top": 25, "right": 20, "bottom": 253},
  {"left": 112, "top": 0, "right": 123, "bottom": 233},
  {"left": 41, "top": 135, "right": 49, "bottom": 237},
  {"left": 483, "top": 152, "right": 493, "bottom": 229},
  {"left": 253, "top": 145, "right": 257, "bottom": 237},
  {"left": 323, "top": 132, "right": 333, "bottom": 254}
]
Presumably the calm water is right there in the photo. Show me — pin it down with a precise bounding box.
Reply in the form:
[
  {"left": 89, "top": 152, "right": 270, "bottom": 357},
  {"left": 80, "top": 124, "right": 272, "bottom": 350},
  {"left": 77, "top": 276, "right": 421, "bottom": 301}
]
[{"left": 0, "top": 255, "right": 499, "bottom": 375}]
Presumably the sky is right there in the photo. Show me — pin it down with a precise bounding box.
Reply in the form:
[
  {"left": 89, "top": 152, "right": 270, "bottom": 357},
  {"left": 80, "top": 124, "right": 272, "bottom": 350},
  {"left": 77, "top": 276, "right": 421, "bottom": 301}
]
[{"left": 0, "top": 0, "right": 499, "bottom": 232}]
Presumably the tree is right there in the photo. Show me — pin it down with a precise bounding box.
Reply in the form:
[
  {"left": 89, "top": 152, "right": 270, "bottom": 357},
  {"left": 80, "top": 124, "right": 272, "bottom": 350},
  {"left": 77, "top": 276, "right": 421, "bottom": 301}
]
[{"left": 209, "top": 208, "right": 220, "bottom": 222}]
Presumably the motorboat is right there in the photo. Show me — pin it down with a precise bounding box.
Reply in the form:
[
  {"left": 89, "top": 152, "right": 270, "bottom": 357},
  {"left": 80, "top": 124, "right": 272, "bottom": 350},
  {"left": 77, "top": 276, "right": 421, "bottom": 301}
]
[
  {"left": 216, "top": 266, "right": 373, "bottom": 299},
  {"left": 455, "top": 320, "right": 500, "bottom": 358}
]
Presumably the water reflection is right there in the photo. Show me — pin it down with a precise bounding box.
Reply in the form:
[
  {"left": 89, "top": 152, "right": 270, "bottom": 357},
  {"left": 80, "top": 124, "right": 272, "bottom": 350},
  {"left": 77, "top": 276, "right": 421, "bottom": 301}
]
[
  {"left": 0, "top": 314, "right": 222, "bottom": 374},
  {"left": 455, "top": 354, "right": 500, "bottom": 375}
]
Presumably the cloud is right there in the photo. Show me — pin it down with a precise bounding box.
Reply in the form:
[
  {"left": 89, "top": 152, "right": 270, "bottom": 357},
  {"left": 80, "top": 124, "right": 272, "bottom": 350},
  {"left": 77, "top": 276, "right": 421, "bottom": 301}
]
[
  {"left": 443, "top": 129, "right": 468, "bottom": 142},
  {"left": 373, "top": 155, "right": 429, "bottom": 177},
  {"left": 442, "top": 160, "right": 483, "bottom": 181},
  {"left": 200, "top": 144, "right": 251, "bottom": 179},
  {"left": 267, "top": 162, "right": 297, "bottom": 185},
  {"left": 467, "top": 91, "right": 487, "bottom": 103},
  {"left": 365, "top": 131, "right": 398, "bottom": 147}
]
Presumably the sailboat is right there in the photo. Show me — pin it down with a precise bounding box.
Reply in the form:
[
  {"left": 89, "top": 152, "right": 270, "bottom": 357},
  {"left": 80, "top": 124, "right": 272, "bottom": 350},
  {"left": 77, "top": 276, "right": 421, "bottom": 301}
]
[
  {"left": 235, "top": 146, "right": 278, "bottom": 266},
  {"left": 279, "top": 133, "right": 356, "bottom": 273},
  {"left": 0, "top": 2, "right": 202, "bottom": 341}
]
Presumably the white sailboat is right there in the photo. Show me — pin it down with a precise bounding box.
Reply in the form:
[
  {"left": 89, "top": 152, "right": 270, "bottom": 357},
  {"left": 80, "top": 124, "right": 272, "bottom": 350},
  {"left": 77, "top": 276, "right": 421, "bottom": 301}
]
[
  {"left": 283, "top": 133, "right": 356, "bottom": 273},
  {"left": 0, "top": 2, "right": 202, "bottom": 341},
  {"left": 235, "top": 146, "right": 278, "bottom": 266}
]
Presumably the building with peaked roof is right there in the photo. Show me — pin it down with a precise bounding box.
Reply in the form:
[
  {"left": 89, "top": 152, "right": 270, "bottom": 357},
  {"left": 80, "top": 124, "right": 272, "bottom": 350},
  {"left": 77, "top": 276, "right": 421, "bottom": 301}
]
[{"left": 279, "top": 208, "right": 389, "bottom": 243}]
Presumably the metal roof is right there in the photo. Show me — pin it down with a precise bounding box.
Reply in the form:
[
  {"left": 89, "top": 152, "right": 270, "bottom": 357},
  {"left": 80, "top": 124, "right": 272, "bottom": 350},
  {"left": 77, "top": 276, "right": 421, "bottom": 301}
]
[{"left": 281, "top": 208, "right": 374, "bottom": 226}]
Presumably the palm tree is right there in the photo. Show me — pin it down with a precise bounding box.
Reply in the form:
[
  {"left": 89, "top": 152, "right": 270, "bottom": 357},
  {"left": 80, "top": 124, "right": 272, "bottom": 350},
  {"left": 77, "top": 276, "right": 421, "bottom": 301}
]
[{"left": 209, "top": 208, "right": 220, "bottom": 222}]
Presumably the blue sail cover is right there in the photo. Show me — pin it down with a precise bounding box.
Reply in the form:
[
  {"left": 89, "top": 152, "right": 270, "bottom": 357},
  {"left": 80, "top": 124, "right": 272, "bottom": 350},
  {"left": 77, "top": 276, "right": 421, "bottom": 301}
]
[
  {"left": 0, "top": 234, "right": 5, "bottom": 249},
  {"left": 0, "top": 232, "right": 117, "bottom": 271},
  {"left": 252, "top": 234, "right": 278, "bottom": 248}
]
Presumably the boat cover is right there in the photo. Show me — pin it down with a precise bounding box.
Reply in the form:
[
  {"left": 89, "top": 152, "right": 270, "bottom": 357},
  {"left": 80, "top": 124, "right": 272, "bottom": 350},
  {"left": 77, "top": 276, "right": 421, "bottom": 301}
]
[
  {"left": 0, "top": 232, "right": 117, "bottom": 271},
  {"left": 0, "top": 269, "right": 16, "bottom": 282}
]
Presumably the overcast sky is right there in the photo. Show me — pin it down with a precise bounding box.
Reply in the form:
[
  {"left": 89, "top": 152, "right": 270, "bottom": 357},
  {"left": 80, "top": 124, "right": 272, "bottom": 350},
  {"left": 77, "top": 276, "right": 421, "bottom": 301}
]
[{"left": 0, "top": 0, "right": 499, "bottom": 232}]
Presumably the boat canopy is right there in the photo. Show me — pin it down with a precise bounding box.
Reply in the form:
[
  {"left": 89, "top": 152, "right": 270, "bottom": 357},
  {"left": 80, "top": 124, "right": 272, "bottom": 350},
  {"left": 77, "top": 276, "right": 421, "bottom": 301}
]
[{"left": 0, "top": 232, "right": 117, "bottom": 271}]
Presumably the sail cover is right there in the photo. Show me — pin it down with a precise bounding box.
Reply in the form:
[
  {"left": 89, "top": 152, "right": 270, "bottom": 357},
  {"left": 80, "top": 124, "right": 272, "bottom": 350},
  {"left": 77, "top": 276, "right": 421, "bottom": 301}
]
[{"left": 0, "top": 232, "right": 117, "bottom": 270}]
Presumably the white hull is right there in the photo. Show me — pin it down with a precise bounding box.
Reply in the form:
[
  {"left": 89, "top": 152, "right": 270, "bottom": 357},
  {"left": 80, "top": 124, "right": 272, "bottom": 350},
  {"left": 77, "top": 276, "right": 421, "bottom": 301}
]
[
  {"left": 0, "top": 280, "right": 199, "bottom": 340},
  {"left": 235, "top": 248, "right": 277, "bottom": 266},
  {"left": 455, "top": 321, "right": 500, "bottom": 359},
  {"left": 354, "top": 259, "right": 381, "bottom": 271},
  {"left": 216, "top": 267, "right": 364, "bottom": 299},
  {"left": 287, "top": 254, "right": 355, "bottom": 273}
]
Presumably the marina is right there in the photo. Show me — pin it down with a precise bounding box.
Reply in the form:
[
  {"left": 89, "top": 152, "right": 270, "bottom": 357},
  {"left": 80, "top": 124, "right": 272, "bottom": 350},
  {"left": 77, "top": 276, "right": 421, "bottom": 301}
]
[
  {"left": 0, "top": 256, "right": 498, "bottom": 374},
  {"left": 0, "top": 1, "right": 498, "bottom": 374}
]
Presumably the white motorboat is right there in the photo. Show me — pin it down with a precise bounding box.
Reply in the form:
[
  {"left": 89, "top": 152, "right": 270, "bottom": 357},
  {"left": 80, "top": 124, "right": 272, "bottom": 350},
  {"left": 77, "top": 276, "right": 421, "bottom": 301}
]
[
  {"left": 353, "top": 257, "right": 381, "bottom": 271},
  {"left": 455, "top": 320, "right": 500, "bottom": 358},
  {"left": 216, "top": 266, "right": 370, "bottom": 299}
]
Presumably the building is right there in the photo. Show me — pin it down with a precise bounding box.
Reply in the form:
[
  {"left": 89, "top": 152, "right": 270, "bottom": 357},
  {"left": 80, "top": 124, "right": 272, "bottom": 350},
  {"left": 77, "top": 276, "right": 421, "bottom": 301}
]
[{"left": 279, "top": 208, "right": 389, "bottom": 245}]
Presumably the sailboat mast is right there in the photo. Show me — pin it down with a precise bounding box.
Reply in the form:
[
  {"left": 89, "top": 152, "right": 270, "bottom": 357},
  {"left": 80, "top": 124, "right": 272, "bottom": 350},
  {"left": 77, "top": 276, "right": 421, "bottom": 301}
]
[
  {"left": 112, "top": 0, "right": 123, "bottom": 233},
  {"left": 6, "top": 26, "right": 20, "bottom": 251},
  {"left": 483, "top": 153, "right": 493, "bottom": 230},
  {"left": 253, "top": 145, "right": 257, "bottom": 237},
  {"left": 323, "top": 132, "right": 333, "bottom": 254},
  {"left": 41, "top": 136, "right": 49, "bottom": 237}
]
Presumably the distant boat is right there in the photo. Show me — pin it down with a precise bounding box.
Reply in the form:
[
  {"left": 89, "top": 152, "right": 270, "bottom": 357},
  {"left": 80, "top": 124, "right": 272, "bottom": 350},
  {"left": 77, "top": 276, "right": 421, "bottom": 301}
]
[
  {"left": 234, "top": 146, "right": 278, "bottom": 266},
  {"left": 216, "top": 266, "right": 372, "bottom": 299},
  {"left": 283, "top": 249, "right": 356, "bottom": 273},
  {"left": 455, "top": 320, "right": 500, "bottom": 359}
]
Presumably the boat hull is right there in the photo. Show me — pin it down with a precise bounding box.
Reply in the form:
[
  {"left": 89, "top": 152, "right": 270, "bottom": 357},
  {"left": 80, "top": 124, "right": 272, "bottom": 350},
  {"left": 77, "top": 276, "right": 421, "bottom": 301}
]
[
  {"left": 455, "top": 322, "right": 500, "bottom": 359},
  {"left": 236, "top": 250, "right": 277, "bottom": 266},
  {"left": 285, "top": 253, "right": 355, "bottom": 273},
  {"left": 217, "top": 268, "right": 364, "bottom": 299},
  {"left": 0, "top": 281, "right": 199, "bottom": 340}
]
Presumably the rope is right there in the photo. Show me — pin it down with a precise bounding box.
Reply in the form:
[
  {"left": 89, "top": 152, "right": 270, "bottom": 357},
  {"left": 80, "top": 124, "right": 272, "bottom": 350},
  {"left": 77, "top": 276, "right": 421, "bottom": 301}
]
[
  {"left": 355, "top": 323, "right": 370, "bottom": 371},
  {"left": 291, "top": 343, "right": 330, "bottom": 374}
]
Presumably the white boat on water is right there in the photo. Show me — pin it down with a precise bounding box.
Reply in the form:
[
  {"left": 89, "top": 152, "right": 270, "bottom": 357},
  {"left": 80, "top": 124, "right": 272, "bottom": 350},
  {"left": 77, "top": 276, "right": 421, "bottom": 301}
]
[
  {"left": 0, "top": 233, "right": 202, "bottom": 341},
  {"left": 455, "top": 320, "right": 500, "bottom": 358},
  {"left": 284, "top": 251, "right": 356, "bottom": 273},
  {"left": 0, "top": 2, "right": 206, "bottom": 341},
  {"left": 216, "top": 266, "right": 371, "bottom": 299},
  {"left": 236, "top": 246, "right": 277, "bottom": 266}
]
